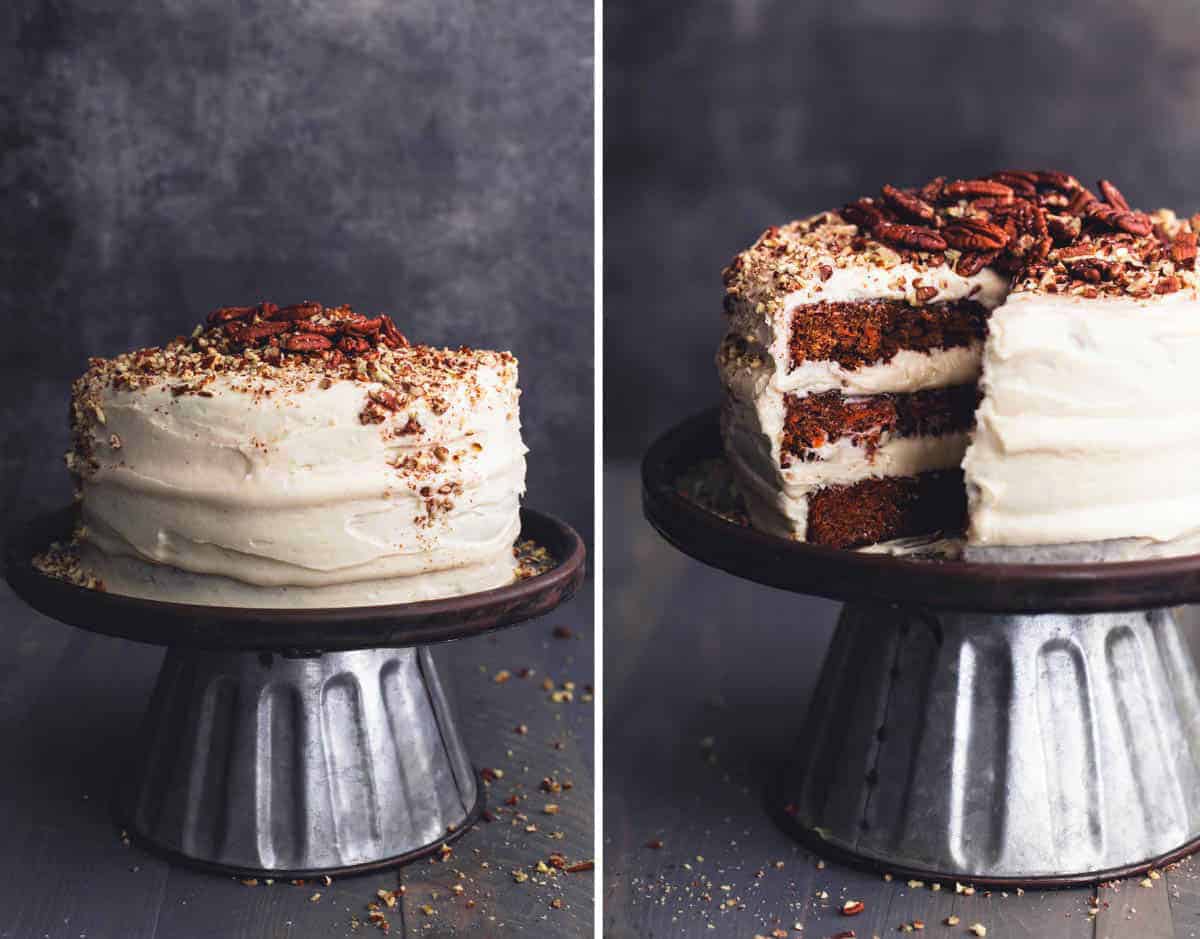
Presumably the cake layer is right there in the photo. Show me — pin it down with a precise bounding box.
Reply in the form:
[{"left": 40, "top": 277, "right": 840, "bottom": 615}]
[
  {"left": 782, "top": 385, "right": 978, "bottom": 460},
  {"left": 806, "top": 470, "right": 967, "bottom": 549},
  {"left": 68, "top": 304, "right": 527, "bottom": 606},
  {"left": 789, "top": 299, "right": 988, "bottom": 371}
]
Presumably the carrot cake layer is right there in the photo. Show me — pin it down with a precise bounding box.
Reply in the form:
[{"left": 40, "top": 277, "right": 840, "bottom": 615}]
[
  {"left": 782, "top": 385, "right": 978, "bottom": 462},
  {"left": 805, "top": 471, "right": 966, "bottom": 550},
  {"left": 789, "top": 299, "right": 987, "bottom": 371}
]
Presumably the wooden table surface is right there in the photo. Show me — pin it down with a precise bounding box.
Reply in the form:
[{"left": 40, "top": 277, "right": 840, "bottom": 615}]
[
  {"left": 0, "top": 453, "right": 593, "bottom": 938},
  {"left": 603, "top": 459, "right": 1200, "bottom": 939}
]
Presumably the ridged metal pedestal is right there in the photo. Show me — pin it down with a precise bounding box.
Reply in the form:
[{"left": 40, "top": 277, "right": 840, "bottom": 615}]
[
  {"left": 7, "top": 506, "right": 586, "bottom": 878},
  {"left": 642, "top": 411, "right": 1200, "bottom": 885},
  {"left": 121, "top": 647, "right": 478, "bottom": 876},
  {"left": 777, "top": 603, "right": 1200, "bottom": 882}
]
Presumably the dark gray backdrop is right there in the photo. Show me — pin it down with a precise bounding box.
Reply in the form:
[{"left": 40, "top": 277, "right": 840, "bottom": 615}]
[
  {"left": 604, "top": 0, "right": 1200, "bottom": 458},
  {"left": 2, "top": 0, "right": 593, "bottom": 538}
]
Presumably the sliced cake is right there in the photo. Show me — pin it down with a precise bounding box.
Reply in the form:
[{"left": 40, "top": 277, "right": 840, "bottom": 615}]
[{"left": 719, "top": 171, "right": 1200, "bottom": 552}]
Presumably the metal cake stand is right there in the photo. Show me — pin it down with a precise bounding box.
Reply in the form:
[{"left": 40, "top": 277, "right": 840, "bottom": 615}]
[
  {"left": 5, "top": 506, "right": 585, "bottom": 879},
  {"left": 643, "top": 410, "right": 1200, "bottom": 886}
]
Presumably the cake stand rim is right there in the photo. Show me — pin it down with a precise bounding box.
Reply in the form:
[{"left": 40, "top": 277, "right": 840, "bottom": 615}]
[
  {"left": 642, "top": 409, "right": 1200, "bottom": 613},
  {"left": 5, "top": 505, "right": 586, "bottom": 651}
]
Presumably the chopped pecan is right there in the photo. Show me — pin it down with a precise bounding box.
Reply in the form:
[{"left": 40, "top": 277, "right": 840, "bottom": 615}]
[
  {"left": 369, "top": 388, "right": 401, "bottom": 411},
  {"left": 339, "top": 335, "right": 371, "bottom": 353},
  {"left": 1172, "top": 230, "right": 1198, "bottom": 268}
]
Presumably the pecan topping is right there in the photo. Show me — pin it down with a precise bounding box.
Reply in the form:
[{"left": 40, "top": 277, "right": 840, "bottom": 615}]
[{"left": 725, "top": 168, "right": 1197, "bottom": 311}]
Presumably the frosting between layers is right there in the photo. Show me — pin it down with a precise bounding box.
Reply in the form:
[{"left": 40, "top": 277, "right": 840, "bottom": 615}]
[
  {"left": 964, "top": 290, "right": 1200, "bottom": 546},
  {"left": 718, "top": 232, "right": 1006, "bottom": 539},
  {"left": 74, "top": 359, "right": 526, "bottom": 606}
]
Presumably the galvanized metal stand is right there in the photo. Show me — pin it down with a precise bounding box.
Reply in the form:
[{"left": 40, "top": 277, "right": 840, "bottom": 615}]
[
  {"left": 775, "top": 603, "right": 1200, "bottom": 883},
  {"left": 641, "top": 411, "right": 1200, "bottom": 884},
  {"left": 120, "top": 646, "right": 479, "bottom": 877},
  {"left": 7, "top": 506, "right": 586, "bottom": 879}
]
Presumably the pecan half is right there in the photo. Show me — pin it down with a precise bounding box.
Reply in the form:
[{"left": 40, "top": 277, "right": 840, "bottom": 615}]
[
  {"left": 881, "top": 184, "right": 935, "bottom": 222},
  {"left": 339, "top": 335, "right": 371, "bottom": 353},
  {"left": 268, "top": 302, "right": 322, "bottom": 322},
  {"left": 1114, "top": 212, "right": 1152, "bottom": 236},
  {"left": 918, "top": 176, "right": 946, "bottom": 203},
  {"left": 280, "top": 332, "right": 332, "bottom": 352},
  {"left": 841, "top": 198, "right": 887, "bottom": 229},
  {"left": 989, "top": 171, "right": 1037, "bottom": 197},
  {"left": 1035, "top": 169, "right": 1079, "bottom": 191},
  {"left": 1098, "top": 179, "right": 1130, "bottom": 212},
  {"left": 942, "top": 217, "right": 1010, "bottom": 250},
  {"left": 944, "top": 179, "right": 1013, "bottom": 200},
  {"left": 873, "top": 222, "right": 947, "bottom": 252},
  {"left": 343, "top": 315, "right": 384, "bottom": 335},
  {"left": 380, "top": 315, "right": 409, "bottom": 348},
  {"left": 207, "top": 305, "right": 257, "bottom": 325},
  {"left": 239, "top": 320, "right": 292, "bottom": 342},
  {"left": 956, "top": 250, "right": 999, "bottom": 276}
]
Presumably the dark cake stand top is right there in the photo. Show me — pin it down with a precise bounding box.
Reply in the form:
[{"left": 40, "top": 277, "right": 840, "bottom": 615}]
[
  {"left": 6, "top": 506, "right": 585, "bottom": 652},
  {"left": 643, "top": 410, "right": 1200, "bottom": 613}
]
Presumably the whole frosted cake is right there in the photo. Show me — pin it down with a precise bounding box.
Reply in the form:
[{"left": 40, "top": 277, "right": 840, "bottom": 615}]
[
  {"left": 63, "top": 302, "right": 526, "bottom": 606},
  {"left": 718, "top": 170, "right": 1200, "bottom": 557}
]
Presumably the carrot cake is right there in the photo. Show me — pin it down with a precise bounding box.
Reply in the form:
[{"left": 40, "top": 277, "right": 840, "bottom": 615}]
[
  {"left": 718, "top": 171, "right": 1200, "bottom": 552},
  {"left": 61, "top": 302, "right": 526, "bottom": 606}
]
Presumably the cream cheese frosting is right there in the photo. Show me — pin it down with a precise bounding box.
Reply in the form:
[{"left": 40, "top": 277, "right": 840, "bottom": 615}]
[
  {"left": 964, "top": 289, "right": 1200, "bottom": 547},
  {"left": 66, "top": 303, "right": 527, "bottom": 607}
]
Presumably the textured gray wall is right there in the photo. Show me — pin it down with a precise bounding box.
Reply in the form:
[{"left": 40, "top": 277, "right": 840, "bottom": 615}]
[
  {"left": 1, "top": 0, "right": 593, "bottom": 538},
  {"left": 604, "top": 0, "right": 1200, "bottom": 457}
]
